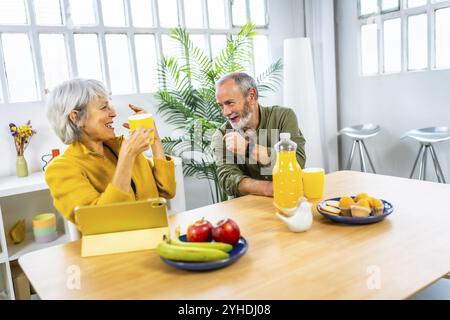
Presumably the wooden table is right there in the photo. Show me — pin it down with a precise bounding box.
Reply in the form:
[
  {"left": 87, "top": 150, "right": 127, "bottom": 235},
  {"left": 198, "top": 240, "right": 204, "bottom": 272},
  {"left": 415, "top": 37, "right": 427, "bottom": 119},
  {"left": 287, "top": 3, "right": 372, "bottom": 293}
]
[{"left": 19, "top": 171, "right": 450, "bottom": 299}]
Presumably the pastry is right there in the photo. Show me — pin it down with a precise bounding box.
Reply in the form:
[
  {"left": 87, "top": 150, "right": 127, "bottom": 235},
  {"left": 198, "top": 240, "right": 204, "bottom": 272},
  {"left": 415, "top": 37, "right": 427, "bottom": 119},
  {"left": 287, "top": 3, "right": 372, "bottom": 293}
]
[
  {"left": 339, "top": 196, "right": 355, "bottom": 217},
  {"left": 320, "top": 205, "right": 341, "bottom": 215},
  {"left": 355, "top": 193, "right": 369, "bottom": 202},
  {"left": 369, "top": 197, "right": 384, "bottom": 216},
  {"left": 325, "top": 200, "right": 340, "bottom": 208},
  {"left": 350, "top": 205, "right": 371, "bottom": 218}
]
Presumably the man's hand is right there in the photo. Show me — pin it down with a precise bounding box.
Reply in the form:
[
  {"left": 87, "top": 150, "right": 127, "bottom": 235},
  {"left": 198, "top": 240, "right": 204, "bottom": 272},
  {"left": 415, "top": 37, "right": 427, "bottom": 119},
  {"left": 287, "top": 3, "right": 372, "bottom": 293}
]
[{"left": 223, "top": 132, "right": 248, "bottom": 156}]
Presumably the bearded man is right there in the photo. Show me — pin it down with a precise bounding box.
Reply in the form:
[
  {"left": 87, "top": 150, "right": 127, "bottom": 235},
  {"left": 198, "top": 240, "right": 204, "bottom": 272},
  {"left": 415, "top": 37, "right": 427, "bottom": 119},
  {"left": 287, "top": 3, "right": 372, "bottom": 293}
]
[{"left": 212, "top": 72, "right": 306, "bottom": 198}]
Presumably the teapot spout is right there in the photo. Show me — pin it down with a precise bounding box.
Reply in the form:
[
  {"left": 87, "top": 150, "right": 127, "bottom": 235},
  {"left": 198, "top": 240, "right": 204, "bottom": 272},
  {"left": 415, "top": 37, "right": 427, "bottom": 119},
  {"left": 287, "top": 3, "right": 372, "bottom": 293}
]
[{"left": 275, "top": 212, "right": 290, "bottom": 225}]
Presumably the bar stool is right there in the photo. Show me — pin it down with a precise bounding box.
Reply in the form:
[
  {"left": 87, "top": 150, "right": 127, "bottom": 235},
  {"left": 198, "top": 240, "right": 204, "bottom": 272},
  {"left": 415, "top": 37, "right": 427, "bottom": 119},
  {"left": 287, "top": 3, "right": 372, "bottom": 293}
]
[
  {"left": 339, "top": 124, "right": 380, "bottom": 173},
  {"left": 401, "top": 127, "right": 450, "bottom": 183}
]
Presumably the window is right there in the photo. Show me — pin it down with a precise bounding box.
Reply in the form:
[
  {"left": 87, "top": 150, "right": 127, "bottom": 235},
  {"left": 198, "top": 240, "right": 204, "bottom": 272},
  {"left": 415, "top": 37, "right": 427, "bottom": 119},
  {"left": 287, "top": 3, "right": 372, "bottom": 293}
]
[
  {"left": 435, "top": 7, "right": 450, "bottom": 68},
  {"left": 408, "top": 14, "right": 428, "bottom": 70},
  {"left": 383, "top": 18, "right": 402, "bottom": 73},
  {"left": 0, "top": 0, "right": 270, "bottom": 103},
  {"left": 358, "top": 0, "right": 450, "bottom": 75},
  {"left": 232, "top": 0, "right": 268, "bottom": 27},
  {"left": 361, "top": 23, "right": 379, "bottom": 75}
]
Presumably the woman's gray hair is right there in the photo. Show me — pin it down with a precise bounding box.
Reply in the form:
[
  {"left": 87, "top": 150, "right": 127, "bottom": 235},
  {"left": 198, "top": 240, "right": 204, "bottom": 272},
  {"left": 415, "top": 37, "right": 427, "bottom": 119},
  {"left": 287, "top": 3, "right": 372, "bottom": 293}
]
[
  {"left": 216, "top": 72, "right": 259, "bottom": 100},
  {"left": 46, "top": 78, "right": 110, "bottom": 144}
]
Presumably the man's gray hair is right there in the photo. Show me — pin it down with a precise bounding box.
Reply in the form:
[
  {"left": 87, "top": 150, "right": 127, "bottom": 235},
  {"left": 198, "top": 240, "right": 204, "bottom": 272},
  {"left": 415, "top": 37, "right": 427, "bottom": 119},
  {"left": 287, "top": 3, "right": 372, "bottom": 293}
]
[
  {"left": 216, "top": 72, "right": 259, "bottom": 100},
  {"left": 46, "top": 78, "right": 110, "bottom": 144}
]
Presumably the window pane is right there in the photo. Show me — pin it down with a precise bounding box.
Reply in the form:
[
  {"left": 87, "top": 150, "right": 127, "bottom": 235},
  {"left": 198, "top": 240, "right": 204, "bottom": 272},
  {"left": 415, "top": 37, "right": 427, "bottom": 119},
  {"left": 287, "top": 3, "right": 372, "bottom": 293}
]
[
  {"left": 381, "top": 0, "right": 399, "bottom": 12},
  {"left": 34, "top": 0, "right": 63, "bottom": 25},
  {"left": 360, "top": 0, "right": 378, "bottom": 16},
  {"left": 161, "top": 34, "right": 180, "bottom": 58},
  {"left": 190, "top": 34, "right": 207, "bottom": 56},
  {"left": 408, "top": 14, "right": 428, "bottom": 70},
  {"left": 361, "top": 23, "right": 378, "bottom": 75},
  {"left": 134, "top": 34, "right": 157, "bottom": 92},
  {"left": 101, "top": 0, "right": 126, "bottom": 27},
  {"left": 158, "top": 0, "right": 179, "bottom": 28},
  {"left": 436, "top": 7, "right": 450, "bottom": 69},
  {"left": 253, "top": 35, "right": 269, "bottom": 77},
  {"left": 232, "top": 0, "right": 247, "bottom": 26},
  {"left": 250, "top": 0, "right": 266, "bottom": 26},
  {"left": 40, "top": 34, "right": 69, "bottom": 90},
  {"left": 105, "top": 34, "right": 133, "bottom": 94},
  {"left": 0, "top": 0, "right": 27, "bottom": 24},
  {"left": 210, "top": 34, "right": 227, "bottom": 59},
  {"left": 383, "top": 18, "right": 401, "bottom": 73},
  {"left": 130, "top": 0, "right": 154, "bottom": 27},
  {"left": 1, "top": 34, "right": 38, "bottom": 102},
  {"left": 68, "top": 0, "right": 96, "bottom": 25},
  {"left": 207, "top": 0, "right": 226, "bottom": 28},
  {"left": 184, "top": 0, "right": 204, "bottom": 28},
  {"left": 74, "top": 34, "right": 103, "bottom": 80},
  {"left": 407, "top": 0, "right": 427, "bottom": 8}
]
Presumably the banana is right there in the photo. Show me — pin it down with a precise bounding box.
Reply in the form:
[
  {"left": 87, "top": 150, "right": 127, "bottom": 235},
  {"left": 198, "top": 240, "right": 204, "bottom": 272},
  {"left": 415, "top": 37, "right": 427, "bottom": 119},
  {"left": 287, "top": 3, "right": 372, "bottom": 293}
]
[
  {"left": 157, "top": 241, "right": 229, "bottom": 262},
  {"left": 166, "top": 228, "right": 233, "bottom": 253}
]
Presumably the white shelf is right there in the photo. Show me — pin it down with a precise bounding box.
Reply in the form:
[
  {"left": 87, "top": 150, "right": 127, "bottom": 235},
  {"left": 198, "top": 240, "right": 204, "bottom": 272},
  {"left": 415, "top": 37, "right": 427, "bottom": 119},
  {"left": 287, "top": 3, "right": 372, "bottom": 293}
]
[
  {"left": 8, "top": 232, "right": 71, "bottom": 261},
  {"left": 0, "top": 172, "right": 47, "bottom": 197}
]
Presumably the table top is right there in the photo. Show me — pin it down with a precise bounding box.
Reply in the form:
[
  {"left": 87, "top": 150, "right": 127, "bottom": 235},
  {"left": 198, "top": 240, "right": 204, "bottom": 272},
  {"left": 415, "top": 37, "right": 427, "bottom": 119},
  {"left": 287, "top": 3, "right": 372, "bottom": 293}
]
[{"left": 19, "top": 171, "right": 450, "bottom": 299}]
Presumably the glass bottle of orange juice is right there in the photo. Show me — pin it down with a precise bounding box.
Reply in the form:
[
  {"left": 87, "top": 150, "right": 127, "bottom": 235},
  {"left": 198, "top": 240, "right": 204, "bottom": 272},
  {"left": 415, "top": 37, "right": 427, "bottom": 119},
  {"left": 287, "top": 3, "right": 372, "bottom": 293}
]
[{"left": 273, "top": 133, "right": 303, "bottom": 215}]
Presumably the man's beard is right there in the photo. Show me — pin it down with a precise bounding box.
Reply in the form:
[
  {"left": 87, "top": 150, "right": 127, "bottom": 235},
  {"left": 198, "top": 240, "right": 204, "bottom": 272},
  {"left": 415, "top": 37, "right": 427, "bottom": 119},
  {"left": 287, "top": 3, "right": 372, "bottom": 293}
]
[{"left": 229, "top": 101, "right": 253, "bottom": 131}]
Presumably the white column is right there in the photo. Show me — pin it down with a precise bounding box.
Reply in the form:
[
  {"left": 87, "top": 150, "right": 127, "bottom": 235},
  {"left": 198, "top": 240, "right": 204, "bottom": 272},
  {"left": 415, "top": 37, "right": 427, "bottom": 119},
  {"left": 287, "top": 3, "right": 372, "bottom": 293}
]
[{"left": 283, "top": 37, "right": 325, "bottom": 169}]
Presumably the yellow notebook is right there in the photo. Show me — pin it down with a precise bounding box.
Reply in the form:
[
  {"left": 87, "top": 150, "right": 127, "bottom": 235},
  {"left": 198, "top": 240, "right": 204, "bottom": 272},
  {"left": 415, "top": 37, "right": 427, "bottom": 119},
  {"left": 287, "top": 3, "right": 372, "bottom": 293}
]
[{"left": 74, "top": 198, "right": 168, "bottom": 236}]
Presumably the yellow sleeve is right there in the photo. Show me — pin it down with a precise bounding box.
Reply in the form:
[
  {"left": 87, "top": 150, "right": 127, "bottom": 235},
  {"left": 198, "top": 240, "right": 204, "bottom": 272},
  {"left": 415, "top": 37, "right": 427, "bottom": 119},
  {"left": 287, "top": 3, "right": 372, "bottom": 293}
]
[
  {"left": 45, "top": 158, "right": 134, "bottom": 224},
  {"left": 149, "top": 156, "right": 176, "bottom": 200}
]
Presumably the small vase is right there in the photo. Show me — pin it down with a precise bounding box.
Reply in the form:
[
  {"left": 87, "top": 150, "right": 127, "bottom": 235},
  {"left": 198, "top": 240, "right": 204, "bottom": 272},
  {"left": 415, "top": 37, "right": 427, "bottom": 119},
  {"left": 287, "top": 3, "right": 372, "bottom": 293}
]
[{"left": 16, "top": 155, "right": 29, "bottom": 177}]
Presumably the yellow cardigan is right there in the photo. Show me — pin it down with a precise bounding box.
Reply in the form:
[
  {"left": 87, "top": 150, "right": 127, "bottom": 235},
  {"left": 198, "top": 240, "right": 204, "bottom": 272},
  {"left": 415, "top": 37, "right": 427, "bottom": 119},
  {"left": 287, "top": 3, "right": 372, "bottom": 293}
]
[{"left": 45, "top": 136, "right": 176, "bottom": 225}]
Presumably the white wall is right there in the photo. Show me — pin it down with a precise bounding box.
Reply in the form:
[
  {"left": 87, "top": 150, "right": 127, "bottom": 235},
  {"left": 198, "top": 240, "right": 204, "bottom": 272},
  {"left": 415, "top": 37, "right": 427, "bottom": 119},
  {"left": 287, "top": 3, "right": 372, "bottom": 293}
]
[
  {"left": 335, "top": 0, "right": 450, "bottom": 181},
  {"left": 0, "top": 0, "right": 306, "bottom": 210}
]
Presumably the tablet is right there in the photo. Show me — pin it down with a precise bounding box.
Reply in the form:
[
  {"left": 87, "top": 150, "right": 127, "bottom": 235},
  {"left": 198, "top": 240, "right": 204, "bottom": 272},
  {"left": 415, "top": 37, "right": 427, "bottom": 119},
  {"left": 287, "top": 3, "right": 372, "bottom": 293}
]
[{"left": 74, "top": 198, "right": 168, "bottom": 236}]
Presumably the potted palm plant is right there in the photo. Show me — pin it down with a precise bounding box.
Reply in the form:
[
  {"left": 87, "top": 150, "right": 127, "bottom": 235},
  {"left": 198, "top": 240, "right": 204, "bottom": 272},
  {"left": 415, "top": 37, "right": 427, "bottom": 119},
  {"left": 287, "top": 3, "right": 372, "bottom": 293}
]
[{"left": 156, "top": 21, "right": 283, "bottom": 203}]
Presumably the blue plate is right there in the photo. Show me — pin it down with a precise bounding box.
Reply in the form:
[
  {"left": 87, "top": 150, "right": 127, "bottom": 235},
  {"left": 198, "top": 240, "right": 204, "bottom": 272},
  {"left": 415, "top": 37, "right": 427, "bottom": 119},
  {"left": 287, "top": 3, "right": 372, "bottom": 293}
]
[
  {"left": 317, "top": 197, "right": 394, "bottom": 225},
  {"left": 160, "top": 236, "right": 248, "bottom": 271}
]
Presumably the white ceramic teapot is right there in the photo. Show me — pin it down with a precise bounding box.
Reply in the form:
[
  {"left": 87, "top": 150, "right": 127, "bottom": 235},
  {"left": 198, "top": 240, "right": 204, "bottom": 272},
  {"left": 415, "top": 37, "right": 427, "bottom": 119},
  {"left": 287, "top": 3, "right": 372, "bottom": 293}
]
[{"left": 276, "top": 199, "right": 313, "bottom": 233}]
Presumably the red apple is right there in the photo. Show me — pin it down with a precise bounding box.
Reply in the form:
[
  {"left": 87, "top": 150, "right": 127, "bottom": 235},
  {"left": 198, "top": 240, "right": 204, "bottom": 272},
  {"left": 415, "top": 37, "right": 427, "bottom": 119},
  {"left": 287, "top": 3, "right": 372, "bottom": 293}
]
[
  {"left": 187, "top": 218, "right": 213, "bottom": 242},
  {"left": 212, "top": 219, "right": 241, "bottom": 245}
]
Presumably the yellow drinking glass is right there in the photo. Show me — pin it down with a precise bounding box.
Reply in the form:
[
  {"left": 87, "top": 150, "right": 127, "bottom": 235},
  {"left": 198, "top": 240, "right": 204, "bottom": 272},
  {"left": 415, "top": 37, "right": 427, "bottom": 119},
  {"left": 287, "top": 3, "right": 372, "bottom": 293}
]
[
  {"left": 302, "top": 168, "right": 325, "bottom": 200},
  {"left": 128, "top": 113, "right": 155, "bottom": 144}
]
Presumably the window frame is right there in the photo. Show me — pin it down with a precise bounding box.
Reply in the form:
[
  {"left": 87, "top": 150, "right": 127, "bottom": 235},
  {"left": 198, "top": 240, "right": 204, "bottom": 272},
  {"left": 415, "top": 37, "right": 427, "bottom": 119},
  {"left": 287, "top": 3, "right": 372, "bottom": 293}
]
[
  {"left": 357, "top": 0, "right": 450, "bottom": 76},
  {"left": 0, "top": 0, "right": 269, "bottom": 104}
]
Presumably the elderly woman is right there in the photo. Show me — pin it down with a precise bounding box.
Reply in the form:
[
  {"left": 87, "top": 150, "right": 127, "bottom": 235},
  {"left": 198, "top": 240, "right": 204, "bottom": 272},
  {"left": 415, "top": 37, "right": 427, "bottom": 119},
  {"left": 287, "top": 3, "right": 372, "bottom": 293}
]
[{"left": 45, "top": 78, "right": 176, "bottom": 226}]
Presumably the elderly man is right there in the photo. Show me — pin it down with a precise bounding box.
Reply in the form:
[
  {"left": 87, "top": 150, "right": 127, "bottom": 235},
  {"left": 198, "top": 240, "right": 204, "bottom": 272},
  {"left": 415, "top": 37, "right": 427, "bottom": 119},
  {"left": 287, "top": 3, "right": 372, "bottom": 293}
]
[{"left": 212, "top": 72, "right": 306, "bottom": 198}]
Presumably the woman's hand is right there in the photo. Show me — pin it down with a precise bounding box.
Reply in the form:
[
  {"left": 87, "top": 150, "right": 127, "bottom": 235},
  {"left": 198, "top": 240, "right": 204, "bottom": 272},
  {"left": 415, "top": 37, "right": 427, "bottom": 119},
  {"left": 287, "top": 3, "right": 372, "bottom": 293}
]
[
  {"left": 122, "top": 104, "right": 165, "bottom": 159},
  {"left": 119, "top": 128, "right": 152, "bottom": 160}
]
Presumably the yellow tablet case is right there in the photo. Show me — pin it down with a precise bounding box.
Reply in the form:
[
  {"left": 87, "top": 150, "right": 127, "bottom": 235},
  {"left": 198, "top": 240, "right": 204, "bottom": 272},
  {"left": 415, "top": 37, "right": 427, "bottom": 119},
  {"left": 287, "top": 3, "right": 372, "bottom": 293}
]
[{"left": 74, "top": 198, "right": 169, "bottom": 257}]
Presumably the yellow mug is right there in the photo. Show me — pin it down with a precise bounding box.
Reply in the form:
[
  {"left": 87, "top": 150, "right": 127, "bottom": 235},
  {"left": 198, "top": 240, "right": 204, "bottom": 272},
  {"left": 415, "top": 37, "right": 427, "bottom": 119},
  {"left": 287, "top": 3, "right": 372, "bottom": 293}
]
[
  {"left": 128, "top": 113, "right": 155, "bottom": 144},
  {"left": 302, "top": 168, "right": 325, "bottom": 200}
]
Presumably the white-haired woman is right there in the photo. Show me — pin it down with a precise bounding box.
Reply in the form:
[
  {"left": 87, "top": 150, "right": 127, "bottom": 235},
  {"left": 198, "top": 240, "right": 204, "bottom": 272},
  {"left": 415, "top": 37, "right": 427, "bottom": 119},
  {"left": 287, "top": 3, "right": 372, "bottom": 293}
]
[{"left": 45, "top": 78, "right": 175, "bottom": 227}]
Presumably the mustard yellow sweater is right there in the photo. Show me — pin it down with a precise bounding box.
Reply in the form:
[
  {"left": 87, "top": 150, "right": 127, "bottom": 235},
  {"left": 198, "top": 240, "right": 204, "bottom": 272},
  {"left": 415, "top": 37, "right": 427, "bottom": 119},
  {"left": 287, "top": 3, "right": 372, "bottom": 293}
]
[{"left": 45, "top": 136, "right": 176, "bottom": 225}]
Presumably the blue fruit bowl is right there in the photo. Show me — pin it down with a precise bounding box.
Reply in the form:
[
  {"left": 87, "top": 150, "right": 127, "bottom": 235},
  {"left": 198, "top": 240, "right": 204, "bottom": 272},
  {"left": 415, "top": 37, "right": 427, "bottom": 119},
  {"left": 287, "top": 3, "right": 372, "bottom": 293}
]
[{"left": 159, "top": 235, "right": 248, "bottom": 271}]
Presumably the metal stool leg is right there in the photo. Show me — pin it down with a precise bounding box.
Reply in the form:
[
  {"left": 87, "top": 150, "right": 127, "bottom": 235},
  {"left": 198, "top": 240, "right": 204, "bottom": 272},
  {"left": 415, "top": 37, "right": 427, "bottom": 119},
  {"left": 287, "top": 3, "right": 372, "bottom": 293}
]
[
  {"left": 418, "top": 146, "right": 426, "bottom": 180},
  {"left": 361, "top": 140, "right": 377, "bottom": 173},
  {"left": 429, "top": 145, "right": 447, "bottom": 183},
  {"left": 358, "top": 140, "right": 367, "bottom": 172},
  {"left": 410, "top": 145, "right": 425, "bottom": 179},
  {"left": 429, "top": 146, "right": 443, "bottom": 183},
  {"left": 421, "top": 146, "right": 428, "bottom": 180},
  {"left": 346, "top": 140, "right": 357, "bottom": 170}
]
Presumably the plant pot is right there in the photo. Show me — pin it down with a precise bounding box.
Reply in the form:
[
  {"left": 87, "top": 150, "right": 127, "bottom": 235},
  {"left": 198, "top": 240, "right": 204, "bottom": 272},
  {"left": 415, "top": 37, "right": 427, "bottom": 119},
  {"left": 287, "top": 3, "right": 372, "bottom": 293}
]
[{"left": 16, "top": 155, "right": 29, "bottom": 177}]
